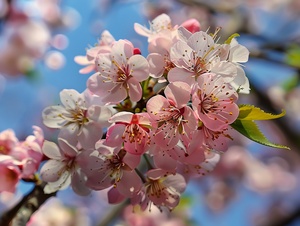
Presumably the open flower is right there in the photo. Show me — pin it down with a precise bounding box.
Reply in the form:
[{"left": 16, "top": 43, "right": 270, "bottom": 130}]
[
  {"left": 74, "top": 30, "right": 115, "bottom": 74},
  {"left": 106, "top": 112, "right": 152, "bottom": 155},
  {"left": 40, "top": 139, "right": 90, "bottom": 195},
  {"left": 168, "top": 31, "right": 237, "bottom": 86},
  {"left": 42, "top": 89, "right": 112, "bottom": 149},
  {"left": 87, "top": 39, "right": 149, "bottom": 103},
  {"left": 147, "top": 81, "right": 197, "bottom": 149},
  {"left": 132, "top": 169, "right": 186, "bottom": 211},
  {"left": 0, "top": 156, "right": 21, "bottom": 193},
  {"left": 82, "top": 143, "right": 142, "bottom": 197},
  {"left": 192, "top": 73, "right": 239, "bottom": 131}
]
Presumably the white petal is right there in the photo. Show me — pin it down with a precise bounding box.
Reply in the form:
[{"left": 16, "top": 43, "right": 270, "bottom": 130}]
[
  {"left": 40, "top": 159, "right": 65, "bottom": 182},
  {"left": 60, "top": 89, "right": 84, "bottom": 109},
  {"left": 42, "top": 140, "right": 62, "bottom": 159},
  {"left": 42, "top": 106, "right": 69, "bottom": 128},
  {"left": 44, "top": 171, "right": 71, "bottom": 194}
]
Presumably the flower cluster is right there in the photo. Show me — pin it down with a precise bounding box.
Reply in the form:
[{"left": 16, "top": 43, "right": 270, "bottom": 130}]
[
  {"left": 0, "top": 126, "right": 44, "bottom": 193},
  {"left": 41, "top": 13, "right": 250, "bottom": 211}
]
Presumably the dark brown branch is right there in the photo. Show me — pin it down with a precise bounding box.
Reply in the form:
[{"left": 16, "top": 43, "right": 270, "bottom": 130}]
[{"left": 0, "top": 183, "right": 56, "bottom": 226}]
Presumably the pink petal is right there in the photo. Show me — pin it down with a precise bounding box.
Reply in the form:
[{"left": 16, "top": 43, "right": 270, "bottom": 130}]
[
  {"left": 134, "top": 23, "right": 151, "bottom": 37},
  {"left": 127, "top": 77, "right": 142, "bottom": 102},
  {"left": 109, "top": 111, "right": 133, "bottom": 124},
  {"left": 87, "top": 105, "right": 112, "bottom": 127},
  {"left": 164, "top": 173, "right": 186, "bottom": 193},
  {"left": 42, "top": 141, "right": 61, "bottom": 159},
  {"left": 42, "top": 106, "right": 69, "bottom": 128},
  {"left": 168, "top": 67, "right": 195, "bottom": 86},
  {"left": 117, "top": 171, "right": 142, "bottom": 197},
  {"left": 147, "top": 53, "right": 165, "bottom": 78},
  {"left": 78, "top": 122, "right": 103, "bottom": 150},
  {"left": 40, "top": 160, "right": 66, "bottom": 182},
  {"left": 79, "top": 64, "right": 95, "bottom": 74},
  {"left": 210, "top": 61, "right": 237, "bottom": 83},
  {"left": 44, "top": 171, "right": 71, "bottom": 194},
  {"left": 170, "top": 41, "right": 194, "bottom": 68},
  {"left": 71, "top": 170, "right": 91, "bottom": 196},
  {"left": 74, "top": 55, "right": 90, "bottom": 65},
  {"left": 128, "top": 55, "right": 149, "bottom": 81},
  {"left": 180, "top": 18, "right": 200, "bottom": 33},
  {"left": 60, "top": 89, "right": 83, "bottom": 109},
  {"left": 102, "top": 84, "right": 127, "bottom": 103},
  {"left": 164, "top": 82, "right": 191, "bottom": 108},
  {"left": 123, "top": 152, "right": 141, "bottom": 169},
  {"left": 108, "top": 187, "right": 126, "bottom": 204},
  {"left": 147, "top": 168, "right": 165, "bottom": 180},
  {"left": 187, "top": 31, "right": 214, "bottom": 54},
  {"left": 106, "top": 124, "right": 126, "bottom": 147},
  {"left": 153, "top": 149, "right": 177, "bottom": 172},
  {"left": 146, "top": 95, "right": 169, "bottom": 121},
  {"left": 58, "top": 138, "right": 78, "bottom": 158}
]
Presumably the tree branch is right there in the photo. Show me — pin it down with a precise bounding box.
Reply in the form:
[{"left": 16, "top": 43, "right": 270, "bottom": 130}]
[{"left": 0, "top": 183, "right": 56, "bottom": 226}]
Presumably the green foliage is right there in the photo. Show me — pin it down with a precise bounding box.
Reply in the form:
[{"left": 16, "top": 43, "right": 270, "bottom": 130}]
[
  {"left": 238, "top": 104, "right": 285, "bottom": 120},
  {"left": 224, "top": 33, "right": 240, "bottom": 44},
  {"left": 231, "top": 105, "right": 290, "bottom": 150},
  {"left": 285, "top": 44, "right": 300, "bottom": 68}
]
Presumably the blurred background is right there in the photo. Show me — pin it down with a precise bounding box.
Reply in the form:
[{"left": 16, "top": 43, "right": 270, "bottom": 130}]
[{"left": 0, "top": 0, "right": 300, "bottom": 225}]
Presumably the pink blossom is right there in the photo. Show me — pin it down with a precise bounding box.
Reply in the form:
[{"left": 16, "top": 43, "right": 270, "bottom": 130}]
[
  {"left": 74, "top": 30, "right": 115, "bottom": 74},
  {"left": 147, "top": 81, "right": 197, "bottom": 149},
  {"left": 168, "top": 31, "right": 237, "bottom": 86},
  {"left": 180, "top": 18, "right": 201, "bottom": 33},
  {"left": 134, "top": 14, "right": 173, "bottom": 42},
  {"left": 147, "top": 35, "right": 175, "bottom": 82},
  {"left": 87, "top": 39, "right": 149, "bottom": 103},
  {"left": 0, "top": 20, "right": 51, "bottom": 76},
  {"left": 82, "top": 143, "right": 142, "bottom": 197},
  {"left": 219, "top": 38, "right": 250, "bottom": 93},
  {"left": 0, "top": 156, "right": 21, "bottom": 193},
  {"left": 42, "top": 89, "right": 112, "bottom": 149},
  {"left": 132, "top": 169, "right": 186, "bottom": 211},
  {"left": 192, "top": 122, "right": 233, "bottom": 153},
  {"left": 0, "top": 129, "right": 19, "bottom": 156},
  {"left": 106, "top": 112, "right": 152, "bottom": 155},
  {"left": 178, "top": 150, "right": 221, "bottom": 180},
  {"left": 192, "top": 73, "right": 239, "bottom": 131},
  {"left": 19, "top": 126, "right": 44, "bottom": 179},
  {"left": 40, "top": 139, "right": 90, "bottom": 195}
]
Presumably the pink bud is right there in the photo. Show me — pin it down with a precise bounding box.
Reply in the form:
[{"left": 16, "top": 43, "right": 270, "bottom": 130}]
[
  {"left": 181, "top": 18, "right": 201, "bottom": 33},
  {"left": 133, "top": 47, "right": 141, "bottom": 55}
]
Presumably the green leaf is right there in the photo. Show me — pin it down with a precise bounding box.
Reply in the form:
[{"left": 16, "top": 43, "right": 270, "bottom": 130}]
[
  {"left": 281, "top": 75, "right": 299, "bottom": 92},
  {"left": 238, "top": 105, "right": 285, "bottom": 120},
  {"left": 231, "top": 119, "right": 290, "bottom": 150},
  {"left": 224, "top": 33, "right": 240, "bottom": 44},
  {"left": 285, "top": 44, "right": 300, "bottom": 68}
]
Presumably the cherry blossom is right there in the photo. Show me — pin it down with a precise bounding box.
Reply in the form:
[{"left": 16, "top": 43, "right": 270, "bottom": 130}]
[
  {"left": 192, "top": 73, "right": 239, "bottom": 131},
  {"left": 40, "top": 138, "right": 90, "bottom": 195},
  {"left": 87, "top": 39, "right": 149, "bottom": 103},
  {"left": 18, "top": 126, "right": 44, "bottom": 179},
  {"left": 168, "top": 30, "right": 238, "bottom": 86},
  {"left": 82, "top": 143, "right": 142, "bottom": 197},
  {"left": 0, "top": 156, "right": 21, "bottom": 193},
  {"left": 134, "top": 14, "right": 173, "bottom": 42},
  {"left": 42, "top": 89, "right": 112, "bottom": 149},
  {"left": 74, "top": 30, "right": 115, "bottom": 74},
  {"left": 147, "top": 81, "right": 197, "bottom": 149},
  {"left": 106, "top": 112, "right": 152, "bottom": 155},
  {"left": 132, "top": 169, "right": 186, "bottom": 211},
  {"left": 219, "top": 38, "right": 250, "bottom": 93}
]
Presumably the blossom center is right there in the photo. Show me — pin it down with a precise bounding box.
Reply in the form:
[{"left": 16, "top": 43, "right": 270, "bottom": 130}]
[
  {"left": 70, "top": 108, "right": 89, "bottom": 126},
  {"left": 0, "top": 144, "right": 9, "bottom": 155},
  {"left": 145, "top": 178, "right": 165, "bottom": 197}
]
